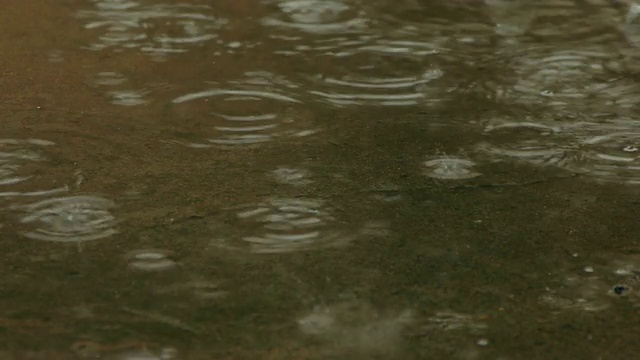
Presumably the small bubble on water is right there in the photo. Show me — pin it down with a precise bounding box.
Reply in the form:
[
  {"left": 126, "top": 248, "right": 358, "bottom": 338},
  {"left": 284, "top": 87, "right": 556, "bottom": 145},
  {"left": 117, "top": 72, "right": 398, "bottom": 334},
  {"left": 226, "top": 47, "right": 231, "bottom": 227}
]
[{"left": 477, "top": 338, "right": 489, "bottom": 346}]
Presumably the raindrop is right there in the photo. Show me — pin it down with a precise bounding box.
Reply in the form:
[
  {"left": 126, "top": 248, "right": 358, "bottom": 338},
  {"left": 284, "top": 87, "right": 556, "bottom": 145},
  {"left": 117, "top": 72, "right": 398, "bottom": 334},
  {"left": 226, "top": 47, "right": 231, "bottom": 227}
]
[
  {"left": 16, "top": 196, "right": 118, "bottom": 242},
  {"left": 423, "top": 158, "right": 481, "bottom": 180},
  {"left": 172, "top": 72, "right": 319, "bottom": 147},
  {"left": 231, "top": 198, "right": 352, "bottom": 254}
]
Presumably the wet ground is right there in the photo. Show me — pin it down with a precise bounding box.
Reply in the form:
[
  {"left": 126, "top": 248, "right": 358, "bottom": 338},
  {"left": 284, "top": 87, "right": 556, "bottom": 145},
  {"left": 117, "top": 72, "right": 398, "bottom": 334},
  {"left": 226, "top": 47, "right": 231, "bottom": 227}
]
[{"left": 2, "top": 0, "right": 640, "bottom": 358}]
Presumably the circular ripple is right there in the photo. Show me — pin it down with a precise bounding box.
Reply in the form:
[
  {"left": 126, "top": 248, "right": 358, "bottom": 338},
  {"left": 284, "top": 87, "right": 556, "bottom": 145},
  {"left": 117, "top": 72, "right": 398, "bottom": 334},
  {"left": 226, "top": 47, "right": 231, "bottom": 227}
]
[
  {"left": 423, "top": 157, "right": 481, "bottom": 180},
  {"left": 475, "top": 46, "right": 640, "bottom": 113},
  {"left": 570, "top": 120, "right": 640, "bottom": 184},
  {"left": 17, "top": 196, "right": 118, "bottom": 242},
  {"left": 77, "top": 1, "right": 228, "bottom": 59},
  {"left": 478, "top": 117, "right": 640, "bottom": 184},
  {"left": 526, "top": 1, "right": 621, "bottom": 45},
  {"left": 231, "top": 198, "right": 351, "bottom": 254},
  {"left": 127, "top": 249, "right": 177, "bottom": 271},
  {"left": 477, "top": 120, "right": 572, "bottom": 167},
  {"left": 0, "top": 139, "right": 68, "bottom": 197},
  {"left": 172, "top": 71, "right": 319, "bottom": 147},
  {"left": 308, "top": 68, "right": 446, "bottom": 108},
  {"left": 261, "top": 0, "right": 369, "bottom": 34},
  {"left": 92, "top": 72, "right": 150, "bottom": 106},
  {"left": 271, "top": 166, "right": 313, "bottom": 186}
]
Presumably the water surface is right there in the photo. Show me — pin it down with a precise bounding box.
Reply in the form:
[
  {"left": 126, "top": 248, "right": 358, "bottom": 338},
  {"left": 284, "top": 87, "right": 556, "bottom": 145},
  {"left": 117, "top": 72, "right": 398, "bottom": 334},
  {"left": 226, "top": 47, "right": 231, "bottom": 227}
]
[{"left": 2, "top": 0, "right": 640, "bottom": 358}]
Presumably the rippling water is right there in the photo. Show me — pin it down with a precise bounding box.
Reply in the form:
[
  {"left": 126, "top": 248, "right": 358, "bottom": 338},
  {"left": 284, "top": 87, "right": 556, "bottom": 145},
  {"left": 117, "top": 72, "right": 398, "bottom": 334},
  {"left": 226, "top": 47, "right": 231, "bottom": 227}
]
[
  {"left": 225, "top": 197, "right": 351, "bottom": 253},
  {"left": 478, "top": 116, "right": 640, "bottom": 183},
  {"left": 127, "top": 249, "right": 177, "bottom": 271},
  {"left": 172, "top": 71, "right": 319, "bottom": 146},
  {"left": 77, "top": 0, "right": 229, "bottom": 60},
  {"left": 0, "top": 139, "right": 52, "bottom": 187},
  {"left": 15, "top": 196, "right": 118, "bottom": 242},
  {"left": 0, "top": 139, "right": 69, "bottom": 197},
  {"left": 423, "top": 157, "right": 481, "bottom": 180},
  {"left": 3, "top": 0, "right": 640, "bottom": 358}
]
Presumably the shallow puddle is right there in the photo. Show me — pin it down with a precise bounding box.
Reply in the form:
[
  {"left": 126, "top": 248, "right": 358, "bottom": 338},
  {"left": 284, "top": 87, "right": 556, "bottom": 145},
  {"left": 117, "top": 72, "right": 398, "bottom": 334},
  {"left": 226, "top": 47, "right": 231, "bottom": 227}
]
[{"left": 2, "top": 0, "right": 640, "bottom": 358}]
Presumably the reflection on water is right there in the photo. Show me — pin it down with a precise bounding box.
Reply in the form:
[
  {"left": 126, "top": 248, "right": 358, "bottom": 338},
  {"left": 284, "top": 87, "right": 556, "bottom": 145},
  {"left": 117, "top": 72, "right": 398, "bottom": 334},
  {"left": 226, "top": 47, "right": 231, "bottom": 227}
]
[
  {"left": 172, "top": 71, "right": 319, "bottom": 146},
  {"left": 15, "top": 196, "right": 118, "bottom": 242}
]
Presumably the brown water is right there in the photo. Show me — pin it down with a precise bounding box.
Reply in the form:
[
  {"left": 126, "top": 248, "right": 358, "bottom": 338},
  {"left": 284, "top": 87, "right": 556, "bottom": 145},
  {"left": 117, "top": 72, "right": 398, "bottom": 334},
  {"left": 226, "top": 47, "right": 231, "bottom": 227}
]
[{"left": 2, "top": 0, "right": 640, "bottom": 358}]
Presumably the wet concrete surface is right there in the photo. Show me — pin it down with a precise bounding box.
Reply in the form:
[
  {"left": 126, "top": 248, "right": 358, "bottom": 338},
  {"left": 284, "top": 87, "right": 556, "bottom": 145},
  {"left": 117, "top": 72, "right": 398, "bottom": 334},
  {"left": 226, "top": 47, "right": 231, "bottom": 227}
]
[{"left": 2, "top": 0, "right": 640, "bottom": 358}]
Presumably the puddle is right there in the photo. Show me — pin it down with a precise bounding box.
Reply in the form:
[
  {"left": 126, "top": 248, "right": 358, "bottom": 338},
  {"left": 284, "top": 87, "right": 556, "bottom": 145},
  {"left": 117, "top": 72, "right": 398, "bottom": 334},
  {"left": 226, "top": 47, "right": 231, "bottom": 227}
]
[{"left": 2, "top": 0, "right": 640, "bottom": 358}]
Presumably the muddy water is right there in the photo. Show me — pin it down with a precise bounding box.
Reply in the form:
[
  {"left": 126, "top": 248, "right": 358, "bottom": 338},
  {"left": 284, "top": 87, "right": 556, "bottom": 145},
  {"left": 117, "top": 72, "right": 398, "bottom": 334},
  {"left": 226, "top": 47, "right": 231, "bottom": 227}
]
[{"left": 2, "top": 0, "right": 640, "bottom": 358}]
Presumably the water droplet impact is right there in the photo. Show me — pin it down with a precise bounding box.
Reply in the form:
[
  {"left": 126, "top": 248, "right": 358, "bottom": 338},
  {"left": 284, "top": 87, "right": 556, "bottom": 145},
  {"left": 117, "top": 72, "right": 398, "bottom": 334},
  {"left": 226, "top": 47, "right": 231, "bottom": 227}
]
[
  {"left": 77, "top": 2, "right": 228, "bottom": 60},
  {"left": 16, "top": 196, "right": 118, "bottom": 242},
  {"left": 172, "top": 71, "right": 319, "bottom": 146},
  {"left": 94, "top": 72, "right": 127, "bottom": 86},
  {"left": 478, "top": 117, "right": 640, "bottom": 184},
  {"left": 262, "top": 0, "right": 368, "bottom": 34},
  {"left": 231, "top": 198, "right": 351, "bottom": 254},
  {"left": 477, "top": 46, "right": 640, "bottom": 113},
  {"left": 423, "top": 158, "right": 481, "bottom": 180},
  {"left": 0, "top": 139, "right": 68, "bottom": 197},
  {"left": 308, "top": 68, "right": 445, "bottom": 108},
  {"left": 108, "top": 89, "right": 150, "bottom": 106},
  {"left": 271, "top": 166, "right": 313, "bottom": 186},
  {"left": 127, "top": 249, "right": 177, "bottom": 271}
]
